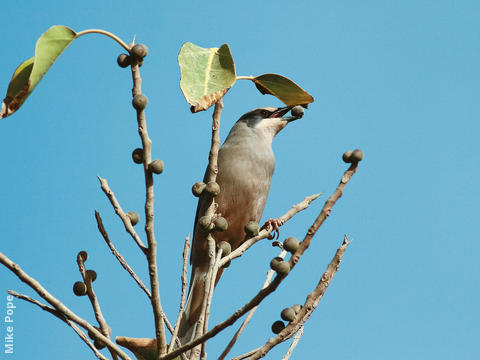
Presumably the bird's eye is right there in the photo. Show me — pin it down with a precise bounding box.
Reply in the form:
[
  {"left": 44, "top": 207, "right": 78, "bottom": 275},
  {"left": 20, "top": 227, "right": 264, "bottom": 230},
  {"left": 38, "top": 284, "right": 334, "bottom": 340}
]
[{"left": 261, "top": 110, "right": 270, "bottom": 117}]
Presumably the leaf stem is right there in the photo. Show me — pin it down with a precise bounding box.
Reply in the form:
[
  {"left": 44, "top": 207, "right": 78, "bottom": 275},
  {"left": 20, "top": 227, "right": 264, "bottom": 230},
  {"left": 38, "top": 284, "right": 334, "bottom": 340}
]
[
  {"left": 75, "top": 29, "right": 130, "bottom": 51},
  {"left": 236, "top": 75, "right": 254, "bottom": 80}
]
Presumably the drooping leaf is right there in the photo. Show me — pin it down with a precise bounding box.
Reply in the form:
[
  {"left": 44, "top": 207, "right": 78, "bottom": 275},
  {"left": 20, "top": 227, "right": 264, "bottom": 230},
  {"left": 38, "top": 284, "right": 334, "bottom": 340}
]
[
  {"left": 252, "top": 73, "right": 314, "bottom": 107},
  {"left": 178, "top": 42, "right": 236, "bottom": 113},
  {"left": 1, "top": 25, "right": 77, "bottom": 118}
]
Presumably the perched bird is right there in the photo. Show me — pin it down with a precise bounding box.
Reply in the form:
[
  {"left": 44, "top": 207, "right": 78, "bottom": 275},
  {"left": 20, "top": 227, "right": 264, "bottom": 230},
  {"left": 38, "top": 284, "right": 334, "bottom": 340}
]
[{"left": 178, "top": 105, "right": 302, "bottom": 344}]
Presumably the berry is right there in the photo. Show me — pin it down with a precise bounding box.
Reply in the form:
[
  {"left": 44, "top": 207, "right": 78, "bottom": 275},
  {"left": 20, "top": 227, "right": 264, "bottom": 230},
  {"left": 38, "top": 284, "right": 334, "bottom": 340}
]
[
  {"left": 149, "top": 159, "right": 164, "bottom": 174},
  {"left": 117, "top": 53, "right": 131, "bottom": 68},
  {"left": 127, "top": 211, "right": 140, "bottom": 226},
  {"left": 270, "top": 258, "right": 290, "bottom": 276},
  {"left": 292, "top": 304, "right": 302, "bottom": 314},
  {"left": 217, "top": 241, "right": 231, "bottom": 256},
  {"left": 86, "top": 270, "right": 97, "bottom": 282},
  {"left": 291, "top": 105, "right": 304, "bottom": 118},
  {"left": 132, "top": 94, "right": 148, "bottom": 111},
  {"left": 271, "top": 320, "right": 285, "bottom": 334},
  {"left": 244, "top": 221, "right": 259, "bottom": 237},
  {"left": 73, "top": 281, "right": 87, "bottom": 296},
  {"left": 78, "top": 251, "right": 88, "bottom": 262},
  {"left": 205, "top": 181, "right": 220, "bottom": 197},
  {"left": 281, "top": 307, "right": 296, "bottom": 322},
  {"left": 351, "top": 149, "right": 364, "bottom": 162},
  {"left": 132, "top": 148, "right": 144, "bottom": 164},
  {"left": 199, "top": 216, "right": 214, "bottom": 231},
  {"left": 283, "top": 237, "right": 299, "bottom": 253},
  {"left": 342, "top": 150, "right": 353, "bottom": 163},
  {"left": 131, "top": 44, "right": 149, "bottom": 59},
  {"left": 192, "top": 182, "right": 206, "bottom": 197},
  {"left": 214, "top": 217, "right": 228, "bottom": 232},
  {"left": 94, "top": 339, "right": 106, "bottom": 350}
]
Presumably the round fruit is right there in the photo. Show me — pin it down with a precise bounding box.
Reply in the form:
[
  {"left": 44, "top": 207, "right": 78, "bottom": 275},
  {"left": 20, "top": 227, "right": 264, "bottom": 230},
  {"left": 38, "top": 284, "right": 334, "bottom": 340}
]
[
  {"left": 217, "top": 241, "right": 231, "bottom": 256},
  {"left": 271, "top": 320, "right": 285, "bottom": 334},
  {"left": 192, "top": 182, "right": 206, "bottom": 197},
  {"left": 127, "top": 211, "right": 140, "bottom": 226},
  {"left": 283, "top": 237, "right": 299, "bottom": 253},
  {"left": 205, "top": 181, "right": 220, "bottom": 197},
  {"left": 117, "top": 53, "right": 131, "bottom": 68},
  {"left": 281, "top": 307, "right": 296, "bottom": 322},
  {"left": 86, "top": 270, "right": 97, "bottom": 282},
  {"left": 244, "top": 221, "right": 259, "bottom": 237},
  {"left": 270, "top": 257, "right": 283, "bottom": 269},
  {"left": 292, "top": 304, "right": 302, "bottom": 314},
  {"left": 149, "top": 159, "right": 164, "bottom": 174},
  {"left": 132, "top": 94, "right": 148, "bottom": 111},
  {"left": 342, "top": 150, "right": 353, "bottom": 163},
  {"left": 270, "top": 258, "right": 290, "bottom": 276},
  {"left": 351, "top": 149, "right": 364, "bottom": 162},
  {"left": 131, "top": 44, "right": 149, "bottom": 59},
  {"left": 78, "top": 251, "right": 88, "bottom": 262},
  {"left": 73, "top": 281, "right": 87, "bottom": 296},
  {"left": 94, "top": 339, "right": 106, "bottom": 350},
  {"left": 199, "top": 216, "right": 213, "bottom": 231},
  {"left": 291, "top": 105, "right": 304, "bottom": 118},
  {"left": 132, "top": 148, "right": 144, "bottom": 164},
  {"left": 214, "top": 217, "right": 228, "bottom": 232}
]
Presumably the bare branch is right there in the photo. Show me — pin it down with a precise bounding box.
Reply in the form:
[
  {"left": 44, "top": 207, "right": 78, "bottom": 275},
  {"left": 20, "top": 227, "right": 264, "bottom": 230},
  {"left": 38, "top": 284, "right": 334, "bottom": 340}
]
[
  {"left": 218, "top": 251, "right": 287, "bottom": 360},
  {"left": 95, "top": 211, "right": 151, "bottom": 298},
  {"left": 281, "top": 326, "right": 304, "bottom": 360},
  {"left": 76, "top": 253, "right": 111, "bottom": 339},
  {"left": 169, "top": 235, "right": 191, "bottom": 353},
  {"left": 97, "top": 176, "right": 148, "bottom": 254},
  {"left": 159, "top": 164, "right": 358, "bottom": 360},
  {"left": 0, "top": 252, "right": 132, "bottom": 360},
  {"left": 130, "top": 62, "right": 167, "bottom": 357},
  {"left": 247, "top": 236, "right": 351, "bottom": 360},
  {"left": 8, "top": 291, "right": 109, "bottom": 360},
  {"left": 219, "top": 193, "right": 321, "bottom": 267}
]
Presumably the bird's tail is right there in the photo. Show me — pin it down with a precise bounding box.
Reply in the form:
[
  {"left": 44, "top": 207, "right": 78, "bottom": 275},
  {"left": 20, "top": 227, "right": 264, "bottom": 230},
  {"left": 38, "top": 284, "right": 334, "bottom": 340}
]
[{"left": 177, "top": 267, "right": 208, "bottom": 346}]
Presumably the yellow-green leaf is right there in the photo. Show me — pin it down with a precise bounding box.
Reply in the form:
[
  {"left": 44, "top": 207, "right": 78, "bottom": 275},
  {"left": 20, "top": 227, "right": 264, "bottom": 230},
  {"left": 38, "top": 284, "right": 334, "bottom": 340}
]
[
  {"left": 116, "top": 337, "right": 157, "bottom": 360},
  {"left": 252, "top": 73, "right": 314, "bottom": 106},
  {"left": 1, "top": 25, "right": 76, "bottom": 119},
  {"left": 178, "top": 42, "right": 236, "bottom": 113}
]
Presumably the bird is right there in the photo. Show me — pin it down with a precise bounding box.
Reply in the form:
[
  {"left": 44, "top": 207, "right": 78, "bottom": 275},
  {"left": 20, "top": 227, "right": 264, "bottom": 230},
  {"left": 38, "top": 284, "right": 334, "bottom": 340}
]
[{"left": 178, "top": 105, "right": 302, "bottom": 345}]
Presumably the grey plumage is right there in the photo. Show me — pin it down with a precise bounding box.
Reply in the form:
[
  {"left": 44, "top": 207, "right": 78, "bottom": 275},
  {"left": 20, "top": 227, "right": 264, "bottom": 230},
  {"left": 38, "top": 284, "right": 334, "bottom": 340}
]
[{"left": 178, "top": 105, "right": 300, "bottom": 345}]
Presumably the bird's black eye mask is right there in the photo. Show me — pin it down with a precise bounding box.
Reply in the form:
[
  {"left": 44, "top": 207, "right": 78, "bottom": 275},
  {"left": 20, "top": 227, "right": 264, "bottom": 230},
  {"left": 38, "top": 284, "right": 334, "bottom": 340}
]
[{"left": 238, "top": 107, "right": 294, "bottom": 128}]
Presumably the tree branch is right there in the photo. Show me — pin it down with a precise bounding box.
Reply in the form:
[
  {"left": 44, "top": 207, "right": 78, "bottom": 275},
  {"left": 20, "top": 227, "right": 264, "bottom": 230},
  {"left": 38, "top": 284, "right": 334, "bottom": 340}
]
[
  {"left": 97, "top": 176, "right": 148, "bottom": 254},
  {"left": 8, "top": 290, "right": 110, "bottom": 360},
  {"left": 159, "top": 164, "right": 358, "bottom": 360},
  {"left": 131, "top": 59, "right": 167, "bottom": 357},
  {"left": 95, "top": 211, "right": 151, "bottom": 298},
  {"left": 0, "top": 252, "right": 132, "bottom": 360}
]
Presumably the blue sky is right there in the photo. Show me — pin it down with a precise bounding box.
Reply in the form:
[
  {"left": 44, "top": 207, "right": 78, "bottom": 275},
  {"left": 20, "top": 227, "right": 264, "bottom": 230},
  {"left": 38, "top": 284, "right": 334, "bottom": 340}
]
[{"left": 1, "top": 1, "right": 479, "bottom": 359}]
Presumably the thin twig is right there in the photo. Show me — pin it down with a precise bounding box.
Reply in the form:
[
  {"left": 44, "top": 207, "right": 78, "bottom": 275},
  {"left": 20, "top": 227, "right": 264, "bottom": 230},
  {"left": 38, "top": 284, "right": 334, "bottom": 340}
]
[
  {"left": 8, "top": 291, "right": 109, "bottom": 360},
  {"left": 95, "top": 211, "right": 151, "bottom": 298},
  {"left": 247, "top": 236, "right": 351, "bottom": 360},
  {"left": 131, "top": 61, "right": 167, "bottom": 357},
  {"left": 219, "top": 193, "right": 321, "bottom": 267},
  {"left": 0, "top": 252, "right": 132, "bottom": 360},
  {"left": 169, "top": 235, "right": 191, "bottom": 353},
  {"left": 281, "top": 326, "right": 304, "bottom": 360},
  {"left": 218, "top": 251, "right": 287, "bottom": 360},
  {"left": 76, "top": 253, "right": 111, "bottom": 338},
  {"left": 230, "top": 347, "right": 262, "bottom": 360},
  {"left": 97, "top": 176, "right": 148, "bottom": 254},
  {"left": 75, "top": 29, "right": 131, "bottom": 51},
  {"left": 200, "top": 248, "right": 223, "bottom": 360},
  {"left": 159, "top": 164, "right": 358, "bottom": 360}
]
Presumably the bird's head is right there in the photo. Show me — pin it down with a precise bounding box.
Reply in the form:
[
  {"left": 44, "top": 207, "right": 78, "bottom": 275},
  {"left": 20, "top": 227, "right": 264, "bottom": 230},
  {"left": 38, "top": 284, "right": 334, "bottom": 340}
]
[{"left": 236, "top": 106, "right": 301, "bottom": 142}]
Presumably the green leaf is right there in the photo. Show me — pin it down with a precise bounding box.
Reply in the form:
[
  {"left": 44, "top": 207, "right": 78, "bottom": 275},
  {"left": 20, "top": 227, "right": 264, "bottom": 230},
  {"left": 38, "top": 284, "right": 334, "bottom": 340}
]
[
  {"left": 178, "top": 42, "right": 236, "bottom": 113},
  {"left": 116, "top": 337, "right": 158, "bottom": 360},
  {"left": 1, "top": 25, "right": 77, "bottom": 119},
  {"left": 252, "top": 73, "right": 314, "bottom": 106}
]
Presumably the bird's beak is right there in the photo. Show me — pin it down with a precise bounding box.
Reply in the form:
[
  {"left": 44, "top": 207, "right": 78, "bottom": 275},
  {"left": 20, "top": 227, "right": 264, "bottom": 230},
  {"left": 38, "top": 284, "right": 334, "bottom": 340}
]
[{"left": 270, "top": 106, "right": 301, "bottom": 122}]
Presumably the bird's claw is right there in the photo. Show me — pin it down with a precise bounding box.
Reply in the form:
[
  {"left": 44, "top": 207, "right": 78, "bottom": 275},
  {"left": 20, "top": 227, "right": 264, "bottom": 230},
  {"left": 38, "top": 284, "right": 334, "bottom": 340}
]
[{"left": 261, "top": 218, "right": 282, "bottom": 240}]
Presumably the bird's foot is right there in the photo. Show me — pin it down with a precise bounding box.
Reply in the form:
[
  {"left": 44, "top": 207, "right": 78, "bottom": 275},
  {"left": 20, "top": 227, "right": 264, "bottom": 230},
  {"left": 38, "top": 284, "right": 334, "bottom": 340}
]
[{"left": 261, "top": 218, "right": 283, "bottom": 239}]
